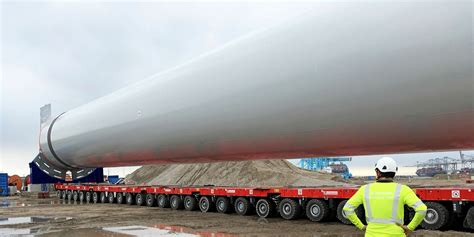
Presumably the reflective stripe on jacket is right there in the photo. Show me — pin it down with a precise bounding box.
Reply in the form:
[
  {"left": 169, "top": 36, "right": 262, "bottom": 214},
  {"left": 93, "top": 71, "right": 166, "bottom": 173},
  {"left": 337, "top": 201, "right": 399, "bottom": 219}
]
[{"left": 343, "top": 182, "right": 427, "bottom": 237}]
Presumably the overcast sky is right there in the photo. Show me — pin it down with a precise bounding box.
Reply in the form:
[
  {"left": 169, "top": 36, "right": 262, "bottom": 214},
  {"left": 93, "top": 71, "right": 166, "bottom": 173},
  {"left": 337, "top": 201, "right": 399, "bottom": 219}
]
[{"left": 1, "top": 1, "right": 472, "bottom": 177}]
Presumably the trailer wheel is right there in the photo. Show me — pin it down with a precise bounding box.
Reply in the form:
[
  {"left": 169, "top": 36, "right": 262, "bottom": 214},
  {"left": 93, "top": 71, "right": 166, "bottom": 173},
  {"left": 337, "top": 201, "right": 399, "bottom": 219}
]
[
  {"left": 126, "top": 193, "right": 135, "bottom": 205},
  {"left": 73, "top": 191, "right": 79, "bottom": 202},
  {"left": 57, "top": 190, "right": 62, "bottom": 199},
  {"left": 67, "top": 190, "right": 73, "bottom": 201},
  {"left": 61, "top": 190, "right": 67, "bottom": 199},
  {"left": 184, "top": 196, "right": 198, "bottom": 211},
  {"left": 108, "top": 193, "right": 115, "bottom": 203},
  {"left": 463, "top": 206, "right": 474, "bottom": 229},
  {"left": 85, "top": 192, "right": 92, "bottom": 203},
  {"left": 92, "top": 192, "right": 99, "bottom": 204},
  {"left": 116, "top": 193, "right": 124, "bottom": 204},
  {"left": 279, "top": 198, "right": 302, "bottom": 220},
  {"left": 421, "top": 202, "right": 449, "bottom": 230},
  {"left": 146, "top": 194, "right": 156, "bottom": 207},
  {"left": 256, "top": 199, "right": 275, "bottom": 218},
  {"left": 336, "top": 200, "right": 352, "bottom": 225},
  {"left": 235, "top": 197, "right": 252, "bottom": 216},
  {"left": 79, "top": 191, "right": 85, "bottom": 202},
  {"left": 336, "top": 200, "right": 366, "bottom": 225},
  {"left": 158, "top": 194, "right": 170, "bottom": 208},
  {"left": 216, "top": 197, "right": 231, "bottom": 214},
  {"left": 100, "top": 192, "right": 108, "bottom": 203},
  {"left": 403, "top": 206, "right": 415, "bottom": 225},
  {"left": 135, "top": 193, "right": 145, "bottom": 206},
  {"left": 170, "top": 195, "right": 184, "bottom": 210},
  {"left": 199, "top": 196, "right": 215, "bottom": 213},
  {"left": 306, "top": 199, "right": 330, "bottom": 222}
]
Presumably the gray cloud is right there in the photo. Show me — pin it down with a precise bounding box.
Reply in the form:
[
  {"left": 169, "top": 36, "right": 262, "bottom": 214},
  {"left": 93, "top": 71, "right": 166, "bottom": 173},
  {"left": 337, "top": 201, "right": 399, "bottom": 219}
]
[{"left": 1, "top": 1, "right": 315, "bottom": 175}]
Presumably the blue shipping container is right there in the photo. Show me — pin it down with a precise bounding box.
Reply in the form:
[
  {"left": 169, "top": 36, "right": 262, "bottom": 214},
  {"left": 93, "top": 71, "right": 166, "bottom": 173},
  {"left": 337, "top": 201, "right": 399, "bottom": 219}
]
[{"left": 0, "top": 173, "right": 9, "bottom": 196}]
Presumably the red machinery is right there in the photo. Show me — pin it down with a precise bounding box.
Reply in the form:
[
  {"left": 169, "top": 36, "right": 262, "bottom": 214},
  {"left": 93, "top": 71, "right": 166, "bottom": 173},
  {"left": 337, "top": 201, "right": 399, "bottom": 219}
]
[
  {"left": 56, "top": 183, "right": 474, "bottom": 231},
  {"left": 8, "top": 175, "right": 22, "bottom": 191}
]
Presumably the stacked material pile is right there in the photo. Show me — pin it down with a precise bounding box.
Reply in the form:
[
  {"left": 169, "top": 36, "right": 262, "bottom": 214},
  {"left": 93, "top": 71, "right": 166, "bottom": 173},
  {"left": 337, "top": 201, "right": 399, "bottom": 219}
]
[{"left": 126, "top": 160, "right": 348, "bottom": 187}]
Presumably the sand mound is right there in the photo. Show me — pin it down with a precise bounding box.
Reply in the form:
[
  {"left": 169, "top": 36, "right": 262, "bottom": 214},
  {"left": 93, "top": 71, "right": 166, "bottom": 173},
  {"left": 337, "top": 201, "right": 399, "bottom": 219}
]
[{"left": 125, "top": 160, "right": 348, "bottom": 187}]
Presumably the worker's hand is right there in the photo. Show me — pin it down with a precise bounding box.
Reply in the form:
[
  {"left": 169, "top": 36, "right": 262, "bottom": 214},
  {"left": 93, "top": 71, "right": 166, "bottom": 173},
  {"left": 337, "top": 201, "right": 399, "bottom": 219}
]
[
  {"left": 361, "top": 225, "right": 366, "bottom": 231},
  {"left": 396, "top": 223, "right": 412, "bottom": 235}
]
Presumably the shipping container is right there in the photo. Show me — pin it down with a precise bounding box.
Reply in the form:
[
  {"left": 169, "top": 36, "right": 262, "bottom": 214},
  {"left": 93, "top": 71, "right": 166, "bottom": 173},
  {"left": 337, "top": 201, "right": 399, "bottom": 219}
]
[
  {"left": 107, "top": 175, "right": 120, "bottom": 184},
  {"left": 0, "top": 173, "right": 9, "bottom": 196}
]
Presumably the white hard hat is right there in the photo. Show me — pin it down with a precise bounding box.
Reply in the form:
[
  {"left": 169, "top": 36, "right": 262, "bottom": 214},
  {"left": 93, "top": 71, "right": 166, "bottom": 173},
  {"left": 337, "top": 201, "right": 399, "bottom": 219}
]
[{"left": 375, "top": 157, "right": 398, "bottom": 173}]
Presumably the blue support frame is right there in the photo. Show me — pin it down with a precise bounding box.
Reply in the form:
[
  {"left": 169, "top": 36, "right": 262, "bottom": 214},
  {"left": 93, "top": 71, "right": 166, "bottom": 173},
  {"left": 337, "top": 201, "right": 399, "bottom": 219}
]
[{"left": 29, "top": 161, "right": 104, "bottom": 184}]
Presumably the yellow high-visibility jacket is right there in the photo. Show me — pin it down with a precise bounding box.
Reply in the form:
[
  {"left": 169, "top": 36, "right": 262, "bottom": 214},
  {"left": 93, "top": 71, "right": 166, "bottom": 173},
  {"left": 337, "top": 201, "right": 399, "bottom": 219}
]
[{"left": 343, "top": 181, "right": 427, "bottom": 237}]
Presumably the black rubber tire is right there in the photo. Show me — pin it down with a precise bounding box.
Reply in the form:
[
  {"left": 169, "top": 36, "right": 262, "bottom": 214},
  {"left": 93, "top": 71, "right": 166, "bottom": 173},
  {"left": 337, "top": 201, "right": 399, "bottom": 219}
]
[
  {"left": 170, "top": 195, "right": 184, "bottom": 210},
  {"left": 336, "top": 200, "right": 352, "bottom": 225},
  {"left": 100, "top": 192, "right": 108, "bottom": 203},
  {"left": 216, "top": 197, "right": 231, "bottom": 214},
  {"left": 61, "top": 190, "right": 67, "bottom": 199},
  {"left": 108, "top": 193, "right": 115, "bottom": 203},
  {"left": 85, "top": 192, "right": 92, "bottom": 203},
  {"left": 135, "top": 193, "right": 145, "bottom": 206},
  {"left": 336, "top": 200, "right": 366, "bottom": 225},
  {"left": 116, "top": 193, "right": 124, "bottom": 204},
  {"left": 126, "top": 193, "right": 135, "bottom": 205},
  {"left": 421, "top": 202, "right": 450, "bottom": 230},
  {"left": 463, "top": 206, "right": 474, "bottom": 229},
  {"left": 73, "top": 191, "right": 79, "bottom": 202},
  {"left": 235, "top": 197, "right": 253, "bottom": 216},
  {"left": 199, "top": 196, "right": 215, "bottom": 213},
  {"left": 356, "top": 206, "right": 366, "bottom": 224},
  {"left": 67, "top": 190, "right": 73, "bottom": 201},
  {"left": 79, "top": 191, "right": 85, "bottom": 202},
  {"left": 158, "top": 194, "right": 170, "bottom": 208},
  {"left": 57, "top": 190, "right": 62, "bottom": 199},
  {"left": 306, "top": 199, "right": 330, "bottom": 222},
  {"left": 279, "top": 198, "right": 302, "bottom": 220},
  {"left": 146, "top": 194, "right": 156, "bottom": 207},
  {"left": 256, "top": 198, "right": 276, "bottom": 218},
  {"left": 404, "top": 206, "right": 415, "bottom": 225},
  {"left": 184, "top": 196, "right": 198, "bottom": 211},
  {"left": 92, "top": 192, "right": 99, "bottom": 204}
]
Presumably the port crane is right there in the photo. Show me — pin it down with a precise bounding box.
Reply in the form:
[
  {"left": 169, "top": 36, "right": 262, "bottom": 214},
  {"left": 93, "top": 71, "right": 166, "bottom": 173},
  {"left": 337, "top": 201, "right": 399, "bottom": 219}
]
[{"left": 299, "top": 157, "right": 352, "bottom": 179}]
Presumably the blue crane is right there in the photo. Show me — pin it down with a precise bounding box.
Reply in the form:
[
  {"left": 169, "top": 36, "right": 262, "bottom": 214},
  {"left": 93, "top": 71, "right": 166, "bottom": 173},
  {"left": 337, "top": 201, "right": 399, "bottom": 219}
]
[{"left": 299, "top": 157, "right": 352, "bottom": 179}]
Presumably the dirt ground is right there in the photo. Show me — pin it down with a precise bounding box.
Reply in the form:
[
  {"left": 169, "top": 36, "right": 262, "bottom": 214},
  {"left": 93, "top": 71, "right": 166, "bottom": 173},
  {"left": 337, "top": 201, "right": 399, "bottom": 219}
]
[{"left": 1, "top": 194, "right": 474, "bottom": 237}]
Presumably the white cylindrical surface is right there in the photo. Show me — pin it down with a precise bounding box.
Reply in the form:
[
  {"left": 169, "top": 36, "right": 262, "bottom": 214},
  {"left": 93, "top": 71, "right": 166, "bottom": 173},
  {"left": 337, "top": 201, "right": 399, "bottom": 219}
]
[{"left": 39, "top": 2, "right": 473, "bottom": 169}]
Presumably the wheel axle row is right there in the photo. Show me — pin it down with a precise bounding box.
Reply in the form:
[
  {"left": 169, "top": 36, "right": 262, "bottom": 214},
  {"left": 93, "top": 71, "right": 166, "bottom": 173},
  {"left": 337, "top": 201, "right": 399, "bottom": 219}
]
[
  {"left": 57, "top": 189, "right": 471, "bottom": 231},
  {"left": 58, "top": 190, "right": 352, "bottom": 223}
]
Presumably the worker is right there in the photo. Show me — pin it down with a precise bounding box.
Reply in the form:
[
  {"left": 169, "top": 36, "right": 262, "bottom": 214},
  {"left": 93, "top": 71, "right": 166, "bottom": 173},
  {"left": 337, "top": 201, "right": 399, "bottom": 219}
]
[{"left": 343, "top": 157, "right": 427, "bottom": 236}]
